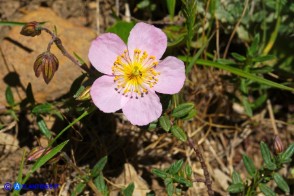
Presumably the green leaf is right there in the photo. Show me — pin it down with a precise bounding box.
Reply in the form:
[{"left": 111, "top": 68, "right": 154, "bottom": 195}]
[
  {"left": 227, "top": 183, "right": 244, "bottom": 193},
  {"left": 217, "top": 58, "right": 236, "bottom": 65},
  {"left": 159, "top": 115, "right": 171, "bottom": 132},
  {"left": 72, "top": 182, "right": 86, "bottom": 196},
  {"left": 36, "top": 116, "right": 52, "bottom": 139},
  {"left": 182, "top": 108, "right": 197, "bottom": 120},
  {"left": 94, "top": 173, "right": 108, "bottom": 196},
  {"left": 73, "top": 52, "right": 86, "bottom": 65},
  {"left": 260, "top": 142, "right": 276, "bottom": 170},
  {"left": 166, "top": 0, "right": 176, "bottom": 19},
  {"left": 137, "top": 0, "right": 150, "bottom": 9},
  {"left": 258, "top": 183, "right": 276, "bottom": 196},
  {"left": 242, "top": 96, "right": 253, "bottom": 117},
  {"left": 181, "top": 58, "right": 294, "bottom": 92},
  {"left": 123, "top": 182, "right": 134, "bottom": 196},
  {"left": 248, "top": 34, "right": 260, "bottom": 56},
  {"left": 31, "top": 140, "right": 69, "bottom": 173},
  {"left": 251, "top": 94, "right": 267, "bottom": 109},
  {"left": 152, "top": 168, "right": 168, "bottom": 179},
  {"left": 185, "top": 164, "right": 192, "bottom": 178},
  {"left": 171, "top": 125, "right": 187, "bottom": 142},
  {"left": 91, "top": 156, "right": 108, "bottom": 177},
  {"left": 273, "top": 173, "right": 290, "bottom": 193},
  {"left": 231, "top": 171, "right": 242, "bottom": 184},
  {"left": 172, "top": 103, "right": 194, "bottom": 118},
  {"left": 252, "top": 55, "right": 276, "bottom": 62},
  {"left": 168, "top": 159, "right": 184, "bottom": 174},
  {"left": 5, "top": 86, "right": 15, "bottom": 106},
  {"left": 173, "top": 175, "right": 192, "bottom": 187},
  {"left": 231, "top": 52, "right": 246, "bottom": 61},
  {"left": 32, "top": 103, "right": 63, "bottom": 119},
  {"left": 32, "top": 103, "right": 54, "bottom": 115},
  {"left": 107, "top": 21, "right": 135, "bottom": 43},
  {"left": 164, "top": 178, "right": 174, "bottom": 196},
  {"left": 280, "top": 144, "right": 294, "bottom": 163},
  {"left": 250, "top": 66, "right": 274, "bottom": 74},
  {"left": 242, "top": 154, "right": 256, "bottom": 177}
]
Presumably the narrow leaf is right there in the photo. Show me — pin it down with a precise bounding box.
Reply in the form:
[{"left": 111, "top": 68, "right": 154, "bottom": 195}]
[
  {"left": 232, "top": 171, "right": 242, "bottom": 184},
  {"left": 152, "top": 168, "right": 168, "bottom": 179},
  {"left": 164, "top": 178, "right": 174, "bottom": 196},
  {"left": 258, "top": 183, "right": 276, "bottom": 196},
  {"left": 171, "top": 125, "right": 187, "bottom": 142},
  {"left": 123, "top": 182, "right": 135, "bottom": 196},
  {"left": 94, "top": 173, "right": 108, "bottom": 196},
  {"left": 91, "top": 156, "right": 108, "bottom": 177},
  {"left": 280, "top": 144, "right": 294, "bottom": 163},
  {"left": 31, "top": 140, "right": 69, "bottom": 173},
  {"left": 159, "top": 115, "right": 171, "bottom": 132},
  {"left": 273, "top": 173, "right": 289, "bottom": 193},
  {"left": 252, "top": 55, "right": 276, "bottom": 62},
  {"left": 185, "top": 164, "right": 192, "bottom": 178},
  {"left": 72, "top": 182, "right": 86, "bottom": 196},
  {"left": 231, "top": 52, "right": 246, "bottom": 61},
  {"left": 32, "top": 103, "right": 54, "bottom": 115},
  {"left": 5, "top": 86, "right": 15, "bottom": 106},
  {"left": 36, "top": 116, "right": 52, "bottom": 139},
  {"left": 242, "top": 154, "right": 256, "bottom": 176},
  {"left": 168, "top": 159, "right": 184, "bottom": 174},
  {"left": 227, "top": 183, "right": 244, "bottom": 193},
  {"left": 172, "top": 103, "right": 194, "bottom": 118},
  {"left": 183, "top": 59, "right": 294, "bottom": 92},
  {"left": 260, "top": 142, "right": 276, "bottom": 170},
  {"left": 173, "top": 175, "right": 192, "bottom": 187}
]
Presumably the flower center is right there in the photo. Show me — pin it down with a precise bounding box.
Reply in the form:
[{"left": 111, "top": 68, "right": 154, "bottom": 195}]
[{"left": 112, "top": 49, "right": 159, "bottom": 99}]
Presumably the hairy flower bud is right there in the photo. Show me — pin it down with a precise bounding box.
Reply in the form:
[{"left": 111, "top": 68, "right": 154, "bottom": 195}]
[
  {"left": 273, "top": 135, "right": 284, "bottom": 154},
  {"left": 27, "top": 146, "right": 52, "bottom": 162},
  {"left": 20, "top": 21, "right": 41, "bottom": 37},
  {"left": 34, "top": 52, "right": 59, "bottom": 84}
]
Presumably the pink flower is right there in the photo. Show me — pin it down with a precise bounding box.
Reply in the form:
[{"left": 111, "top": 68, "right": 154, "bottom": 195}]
[{"left": 89, "top": 22, "right": 185, "bottom": 125}]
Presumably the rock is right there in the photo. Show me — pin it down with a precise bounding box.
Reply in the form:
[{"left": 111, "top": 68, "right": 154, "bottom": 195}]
[{"left": 0, "top": 8, "right": 97, "bottom": 105}]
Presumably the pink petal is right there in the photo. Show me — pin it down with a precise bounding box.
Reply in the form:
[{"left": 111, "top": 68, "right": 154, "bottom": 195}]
[
  {"left": 122, "top": 91, "right": 162, "bottom": 126},
  {"left": 153, "top": 56, "right": 186, "bottom": 94},
  {"left": 90, "top": 75, "right": 127, "bottom": 113},
  {"left": 89, "top": 33, "right": 127, "bottom": 75},
  {"left": 128, "top": 22, "right": 167, "bottom": 61}
]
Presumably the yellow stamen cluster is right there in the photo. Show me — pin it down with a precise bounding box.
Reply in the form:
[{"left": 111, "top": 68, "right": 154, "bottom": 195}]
[{"left": 112, "top": 49, "right": 159, "bottom": 99}]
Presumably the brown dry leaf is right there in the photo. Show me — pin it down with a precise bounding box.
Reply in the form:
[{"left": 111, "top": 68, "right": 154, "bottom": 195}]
[
  {"left": 213, "top": 168, "right": 230, "bottom": 191},
  {"left": 0, "top": 132, "right": 19, "bottom": 155},
  {"left": 110, "top": 163, "right": 150, "bottom": 196}
]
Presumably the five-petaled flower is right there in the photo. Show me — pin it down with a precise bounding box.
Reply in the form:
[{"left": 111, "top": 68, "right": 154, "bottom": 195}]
[{"left": 89, "top": 22, "right": 185, "bottom": 125}]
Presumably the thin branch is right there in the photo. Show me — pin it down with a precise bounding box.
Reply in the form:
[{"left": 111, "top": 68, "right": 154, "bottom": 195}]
[
  {"left": 40, "top": 27, "right": 92, "bottom": 74},
  {"left": 223, "top": 0, "right": 249, "bottom": 58},
  {"left": 188, "top": 138, "right": 214, "bottom": 196}
]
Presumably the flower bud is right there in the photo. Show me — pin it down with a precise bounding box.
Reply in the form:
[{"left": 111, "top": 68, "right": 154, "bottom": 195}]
[
  {"left": 20, "top": 21, "right": 41, "bottom": 37},
  {"left": 27, "top": 146, "right": 52, "bottom": 162},
  {"left": 75, "top": 86, "right": 91, "bottom": 101},
  {"left": 34, "top": 52, "right": 59, "bottom": 84},
  {"left": 273, "top": 135, "right": 284, "bottom": 154}
]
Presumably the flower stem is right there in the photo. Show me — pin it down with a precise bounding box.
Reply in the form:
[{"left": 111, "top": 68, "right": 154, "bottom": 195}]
[{"left": 41, "top": 27, "right": 92, "bottom": 74}]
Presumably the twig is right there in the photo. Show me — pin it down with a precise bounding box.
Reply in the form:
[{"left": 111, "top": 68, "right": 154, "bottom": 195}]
[
  {"left": 267, "top": 99, "right": 279, "bottom": 135},
  {"left": 188, "top": 138, "right": 214, "bottom": 196},
  {"left": 40, "top": 27, "right": 92, "bottom": 74},
  {"left": 223, "top": 0, "right": 249, "bottom": 58}
]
